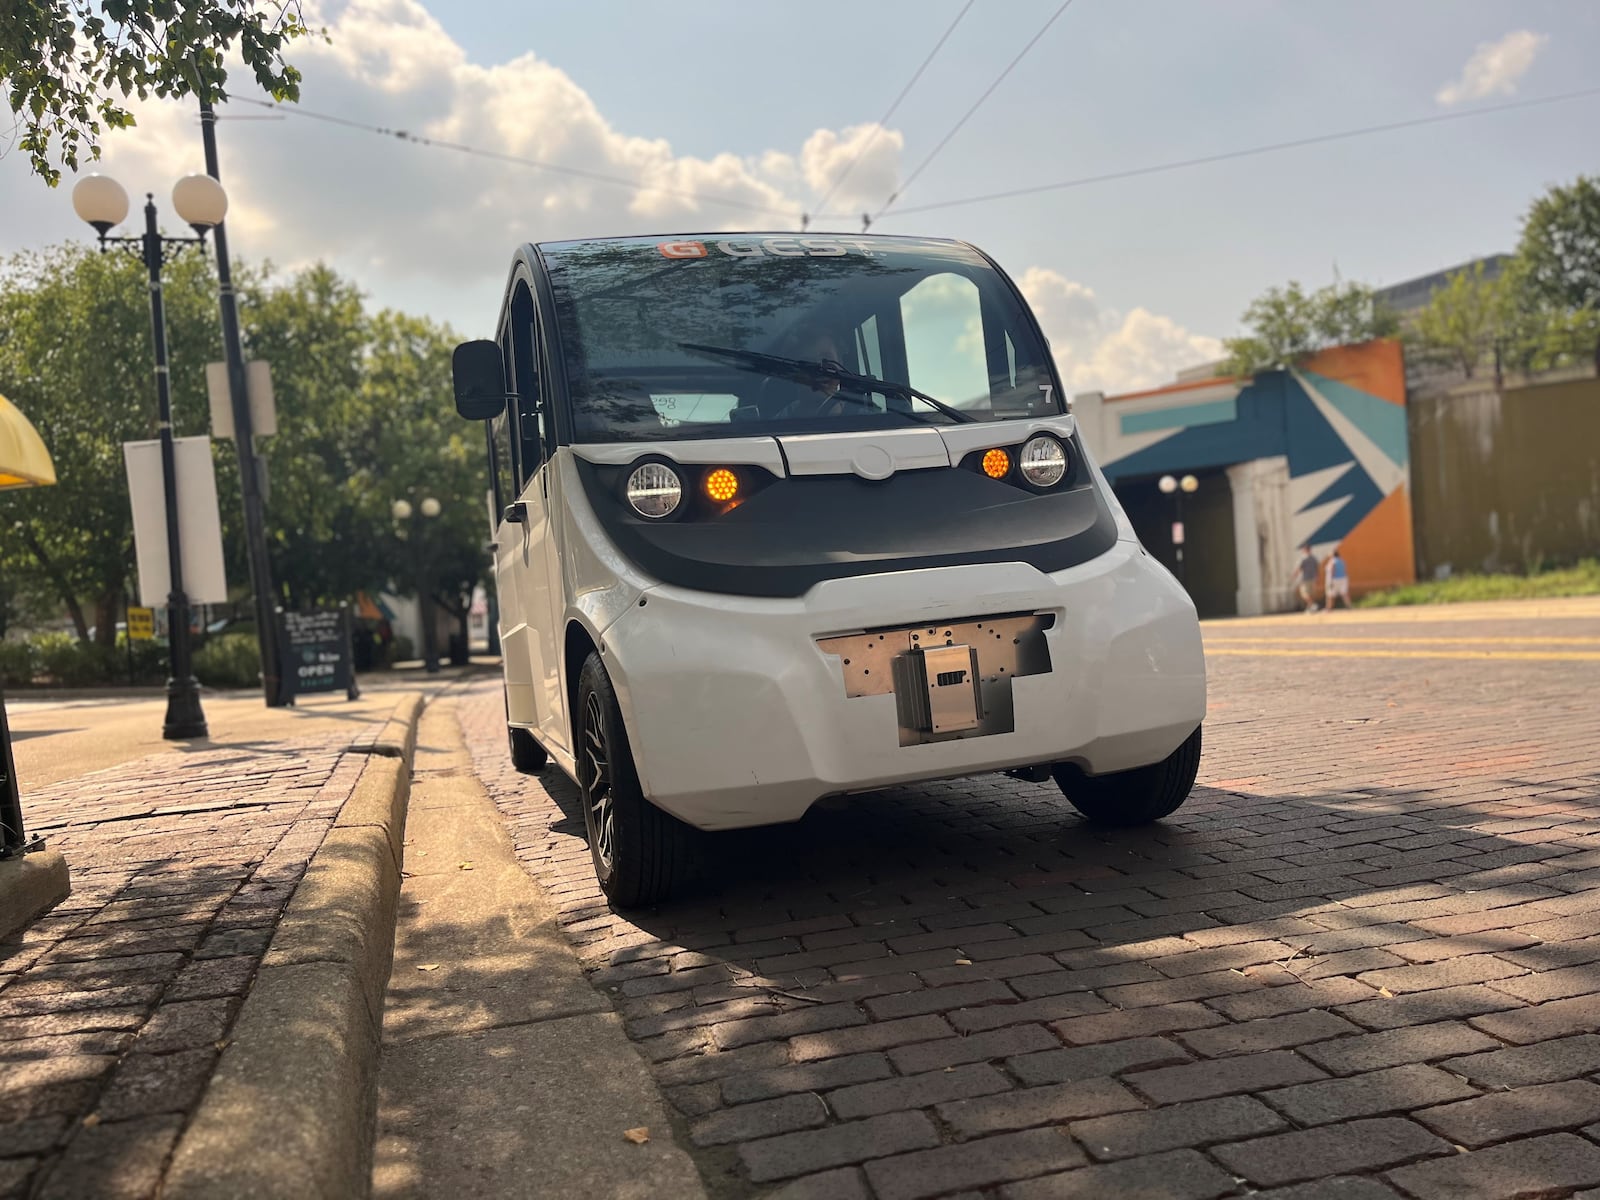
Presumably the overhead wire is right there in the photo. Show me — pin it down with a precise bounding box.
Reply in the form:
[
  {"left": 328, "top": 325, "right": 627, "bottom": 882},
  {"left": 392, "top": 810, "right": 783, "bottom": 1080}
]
[
  {"left": 809, "top": 0, "right": 976, "bottom": 224},
  {"left": 848, "top": 85, "right": 1600, "bottom": 221},
  {"left": 232, "top": 95, "right": 792, "bottom": 218},
  {"left": 231, "top": 84, "right": 1600, "bottom": 232},
  {"left": 867, "top": 0, "right": 1078, "bottom": 226}
]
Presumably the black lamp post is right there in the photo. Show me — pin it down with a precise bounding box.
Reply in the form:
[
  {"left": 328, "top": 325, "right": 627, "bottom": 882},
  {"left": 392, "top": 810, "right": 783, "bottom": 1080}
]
[
  {"left": 72, "top": 174, "right": 224, "bottom": 740},
  {"left": 1158, "top": 473, "right": 1199, "bottom": 589},
  {"left": 198, "top": 98, "right": 285, "bottom": 709},
  {"left": 393, "top": 497, "right": 442, "bottom": 674}
]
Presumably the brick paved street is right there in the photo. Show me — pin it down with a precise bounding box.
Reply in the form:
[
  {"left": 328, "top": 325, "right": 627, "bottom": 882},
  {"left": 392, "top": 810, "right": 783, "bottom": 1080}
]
[
  {"left": 0, "top": 683, "right": 425, "bottom": 1200},
  {"left": 461, "top": 597, "right": 1600, "bottom": 1199}
]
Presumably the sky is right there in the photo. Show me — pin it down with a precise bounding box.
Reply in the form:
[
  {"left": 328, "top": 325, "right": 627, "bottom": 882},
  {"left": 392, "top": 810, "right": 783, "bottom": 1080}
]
[{"left": 2, "top": 0, "right": 1596, "bottom": 396}]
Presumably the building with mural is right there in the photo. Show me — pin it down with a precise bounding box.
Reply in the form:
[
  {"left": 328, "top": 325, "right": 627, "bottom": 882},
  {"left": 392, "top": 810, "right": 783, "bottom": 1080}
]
[{"left": 1074, "top": 339, "right": 1415, "bottom": 618}]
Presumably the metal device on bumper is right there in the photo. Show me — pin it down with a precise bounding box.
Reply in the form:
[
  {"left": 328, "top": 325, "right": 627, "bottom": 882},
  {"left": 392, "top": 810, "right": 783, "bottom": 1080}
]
[{"left": 818, "top": 613, "right": 1053, "bottom": 746}]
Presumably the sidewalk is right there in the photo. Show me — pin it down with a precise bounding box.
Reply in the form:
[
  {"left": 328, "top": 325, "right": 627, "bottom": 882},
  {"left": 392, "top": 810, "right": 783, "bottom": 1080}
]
[
  {"left": 371, "top": 698, "right": 702, "bottom": 1199},
  {"left": 0, "top": 679, "right": 447, "bottom": 1199}
]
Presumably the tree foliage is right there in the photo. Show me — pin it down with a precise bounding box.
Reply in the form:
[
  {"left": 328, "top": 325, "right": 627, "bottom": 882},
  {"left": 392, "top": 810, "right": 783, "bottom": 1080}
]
[
  {"left": 1517, "top": 175, "right": 1600, "bottom": 315},
  {"left": 1221, "top": 280, "right": 1399, "bottom": 377},
  {"left": 0, "top": 243, "right": 219, "bottom": 643},
  {"left": 1512, "top": 175, "right": 1600, "bottom": 369},
  {"left": 3, "top": 1, "right": 315, "bottom": 185},
  {"left": 1407, "top": 176, "right": 1600, "bottom": 377},
  {"left": 1406, "top": 261, "right": 1510, "bottom": 379},
  {"left": 0, "top": 244, "right": 487, "bottom": 644}
]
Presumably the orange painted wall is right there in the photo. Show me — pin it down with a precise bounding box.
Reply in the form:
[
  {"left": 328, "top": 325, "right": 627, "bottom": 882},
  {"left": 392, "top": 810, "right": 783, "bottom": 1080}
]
[{"left": 1303, "top": 338, "right": 1406, "bottom": 406}]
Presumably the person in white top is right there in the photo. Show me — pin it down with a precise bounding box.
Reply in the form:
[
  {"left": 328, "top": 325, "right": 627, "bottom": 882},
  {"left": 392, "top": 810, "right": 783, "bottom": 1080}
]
[{"left": 1324, "top": 547, "right": 1351, "bottom": 609}]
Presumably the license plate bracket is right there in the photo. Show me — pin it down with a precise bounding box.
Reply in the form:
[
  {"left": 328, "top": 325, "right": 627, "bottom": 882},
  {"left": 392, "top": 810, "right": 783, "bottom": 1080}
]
[{"left": 912, "top": 644, "right": 982, "bottom": 733}]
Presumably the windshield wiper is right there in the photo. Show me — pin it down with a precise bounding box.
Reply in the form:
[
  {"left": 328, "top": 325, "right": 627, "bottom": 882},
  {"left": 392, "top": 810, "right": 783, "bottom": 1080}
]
[{"left": 679, "top": 342, "right": 977, "bottom": 424}]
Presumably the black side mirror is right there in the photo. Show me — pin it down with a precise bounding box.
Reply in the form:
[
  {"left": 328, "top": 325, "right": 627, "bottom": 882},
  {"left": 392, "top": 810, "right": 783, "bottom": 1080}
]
[{"left": 453, "top": 340, "right": 508, "bottom": 420}]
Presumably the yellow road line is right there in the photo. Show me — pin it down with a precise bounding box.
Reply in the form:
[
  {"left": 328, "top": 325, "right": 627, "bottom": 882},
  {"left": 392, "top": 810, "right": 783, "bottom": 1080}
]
[
  {"left": 1207, "top": 647, "right": 1600, "bottom": 662},
  {"left": 1204, "top": 635, "right": 1600, "bottom": 647},
  {"left": 1209, "top": 598, "right": 1600, "bottom": 627}
]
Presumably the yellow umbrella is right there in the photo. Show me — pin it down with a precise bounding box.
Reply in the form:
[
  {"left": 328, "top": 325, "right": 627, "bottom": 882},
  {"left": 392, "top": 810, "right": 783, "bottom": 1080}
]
[{"left": 0, "top": 393, "right": 57, "bottom": 490}]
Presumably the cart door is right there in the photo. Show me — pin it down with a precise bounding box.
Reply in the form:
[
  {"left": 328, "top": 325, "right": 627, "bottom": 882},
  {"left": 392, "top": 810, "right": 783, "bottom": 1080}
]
[
  {"left": 491, "top": 408, "right": 538, "bottom": 729},
  {"left": 505, "top": 283, "right": 569, "bottom": 753}
]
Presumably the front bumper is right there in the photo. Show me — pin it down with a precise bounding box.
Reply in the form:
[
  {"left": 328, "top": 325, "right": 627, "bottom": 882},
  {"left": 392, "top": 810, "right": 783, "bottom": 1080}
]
[{"left": 600, "top": 541, "right": 1205, "bottom": 830}]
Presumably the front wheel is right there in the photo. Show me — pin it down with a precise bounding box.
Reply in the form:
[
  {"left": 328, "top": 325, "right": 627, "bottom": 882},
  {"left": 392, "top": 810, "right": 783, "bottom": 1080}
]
[
  {"left": 1054, "top": 725, "right": 1202, "bottom": 826},
  {"left": 576, "top": 653, "right": 695, "bottom": 907}
]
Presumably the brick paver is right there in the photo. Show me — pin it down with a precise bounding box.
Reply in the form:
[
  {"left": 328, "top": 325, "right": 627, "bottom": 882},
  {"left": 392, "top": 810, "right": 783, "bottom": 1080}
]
[
  {"left": 460, "top": 601, "right": 1600, "bottom": 1198},
  {"left": 1, "top": 733, "right": 369, "bottom": 1198}
]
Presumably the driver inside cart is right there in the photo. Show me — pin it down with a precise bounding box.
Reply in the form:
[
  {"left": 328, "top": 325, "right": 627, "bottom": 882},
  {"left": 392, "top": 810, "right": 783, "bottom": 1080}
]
[{"left": 773, "top": 330, "right": 845, "bottom": 419}]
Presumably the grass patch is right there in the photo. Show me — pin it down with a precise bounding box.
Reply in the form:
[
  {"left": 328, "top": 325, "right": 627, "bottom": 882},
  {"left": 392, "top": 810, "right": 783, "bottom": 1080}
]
[{"left": 1358, "top": 559, "right": 1600, "bottom": 607}]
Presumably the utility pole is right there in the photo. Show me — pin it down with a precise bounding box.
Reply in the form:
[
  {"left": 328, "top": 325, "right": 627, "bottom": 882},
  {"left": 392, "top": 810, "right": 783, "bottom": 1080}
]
[{"left": 199, "top": 98, "right": 285, "bottom": 707}]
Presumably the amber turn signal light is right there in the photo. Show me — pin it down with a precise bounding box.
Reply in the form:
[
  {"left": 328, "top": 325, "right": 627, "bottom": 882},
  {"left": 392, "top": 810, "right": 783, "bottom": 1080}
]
[
  {"left": 704, "top": 467, "right": 739, "bottom": 502},
  {"left": 981, "top": 448, "right": 1011, "bottom": 479}
]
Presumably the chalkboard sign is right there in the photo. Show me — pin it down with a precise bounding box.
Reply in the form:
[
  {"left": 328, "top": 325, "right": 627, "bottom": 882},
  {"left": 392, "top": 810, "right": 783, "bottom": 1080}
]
[{"left": 276, "top": 605, "right": 359, "bottom": 704}]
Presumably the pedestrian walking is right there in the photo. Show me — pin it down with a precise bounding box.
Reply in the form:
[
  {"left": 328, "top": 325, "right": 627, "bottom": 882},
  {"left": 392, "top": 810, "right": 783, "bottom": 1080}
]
[
  {"left": 1324, "top": 547, "right": 1351, "bottom": 609},
  {"left": 1293, "top": 544, "right": 1321, "bottom": 612}
]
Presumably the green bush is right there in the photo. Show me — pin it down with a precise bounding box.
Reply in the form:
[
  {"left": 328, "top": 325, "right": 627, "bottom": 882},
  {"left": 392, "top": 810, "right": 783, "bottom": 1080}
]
[
  {"left": 116, "top": 635, "right": 169, "bottom": 685},
  {"left": 391, "top": 634, "right": 415, "bottom": 664},
  {"left": 32, "top": 632, "right": 119, "bottom": 686},
  {"left": 1358, "top": 558, "right": 1600, "bottom": 607},
  {"left": 193, "top": 633, "right": 261, "bottom": 689},
  {"left": 0, "top": 638, "right": 36, "bottom": 687}
]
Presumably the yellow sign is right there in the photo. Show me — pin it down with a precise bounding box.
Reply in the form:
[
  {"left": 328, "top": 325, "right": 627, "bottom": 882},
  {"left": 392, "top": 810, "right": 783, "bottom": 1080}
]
[{"left": 127, "top": 607, "right": 156, "bottom": 640}]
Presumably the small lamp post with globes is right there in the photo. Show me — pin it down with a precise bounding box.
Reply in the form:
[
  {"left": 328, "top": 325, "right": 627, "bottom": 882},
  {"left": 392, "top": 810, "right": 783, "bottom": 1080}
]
[
  {"left": 392, "top": 496, "right": 442, "bottom": 674},
  {"left": 71, "top": 172, "right": 230, "bottom": 740},
  {"left": 1157, "top": 473, "right": 1199, "bottom": 590}
]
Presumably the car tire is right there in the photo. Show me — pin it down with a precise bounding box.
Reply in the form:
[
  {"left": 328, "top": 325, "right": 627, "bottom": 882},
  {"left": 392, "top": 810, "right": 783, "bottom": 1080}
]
[
  {"left": 1053, "top": 725, "right": 1202, "bottom": 826},
  {"left": 508, "top": 725, "right": 547, "bottom": 773},
  {"left": 576, "top": 652, "right": 694, "bottom": 907}
]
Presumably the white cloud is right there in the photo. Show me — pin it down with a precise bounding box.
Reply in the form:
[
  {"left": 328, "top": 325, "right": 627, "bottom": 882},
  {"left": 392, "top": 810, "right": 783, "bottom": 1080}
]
[
  {"left": 1016, "top": 267, "right": 1221, "bottom": 395},
  {"left": 798, "top": 124, "right": 905, "bottom": 218},
  {"left": 0, "top": 0, "right": 1210, "bottom": 372},
  {"left": 1436, "top": 30, "right": 1547, "bottom": 106},
  {"left": 35, "top": 0, "right": 865, "bottom": 320}
]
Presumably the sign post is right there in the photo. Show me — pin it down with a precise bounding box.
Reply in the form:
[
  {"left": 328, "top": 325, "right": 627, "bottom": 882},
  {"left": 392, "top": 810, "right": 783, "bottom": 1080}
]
[{"left": 275, "top": 604, "right": 360, "bottom": 706}]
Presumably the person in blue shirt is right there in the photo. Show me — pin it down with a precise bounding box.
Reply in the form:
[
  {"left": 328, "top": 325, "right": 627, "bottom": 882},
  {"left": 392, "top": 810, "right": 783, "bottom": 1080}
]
[{"left": 1324, "top": 547, "right": 1351, "bottom": 609}]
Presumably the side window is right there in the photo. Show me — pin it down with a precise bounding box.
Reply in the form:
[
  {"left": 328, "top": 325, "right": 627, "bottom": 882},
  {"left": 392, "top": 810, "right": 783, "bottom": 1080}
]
[
  {"left": 488, "top": 412, "right": 513, "bottom": 519},
  {"left": 534, "top": 311, "right": 558, "bottom": 450},
  {"left": 898, "top": 274, "right": 990, "bottom": 409},
  {"left": 854, "top": 314, "right": 883, "bottom": 378},
  {"left": 508, "top": 282, "right": 542, "bottom": 485}
]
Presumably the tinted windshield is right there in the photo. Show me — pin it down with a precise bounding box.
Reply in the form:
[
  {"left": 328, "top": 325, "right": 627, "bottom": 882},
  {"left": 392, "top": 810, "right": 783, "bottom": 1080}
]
[{"left": 540, "top": 235, "right": 1062, "bottom": 442}]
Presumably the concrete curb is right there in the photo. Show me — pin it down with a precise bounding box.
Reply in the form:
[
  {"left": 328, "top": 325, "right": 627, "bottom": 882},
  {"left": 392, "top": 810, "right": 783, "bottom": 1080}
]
[
  {"left": 367, "top": 691, "right": 423, "bottom": 761},
  {"left": 0, "top": 848, "right": 70, "bottom": 941},
  {"left": 162, "top": 690, "right": 424, "bottom": 1200}
]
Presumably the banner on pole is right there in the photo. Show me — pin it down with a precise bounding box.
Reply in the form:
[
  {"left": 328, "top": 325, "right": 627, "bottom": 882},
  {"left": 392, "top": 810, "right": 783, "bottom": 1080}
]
[
  {"left": 123, "top": 437, "right": 229, "bottom": 609},
  {"left": 206, "top": 360, "right": 277, "bottom": 439}
]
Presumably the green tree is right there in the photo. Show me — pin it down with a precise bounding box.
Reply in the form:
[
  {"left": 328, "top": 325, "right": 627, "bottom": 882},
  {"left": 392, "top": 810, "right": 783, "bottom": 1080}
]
[
  {"left": 1222, "top": 280, "right": 1398, "bottom": 377},
  {"left": 0, "top": 242, "right": 219, "bottom": 643},
  {"left": 239, "top": 271, "right": 484, "bottom": 616},
  {"left": 1408, "top": 261, "right": 1510, "bottom": 379},
  {"left": 0, "top": 246, "right": 489, "bottom": 652},
  {"left": 1512, "top": 175, "right": 1600, "bottom": 370},
  {"left": 3, "top": 1, "right": 315, "bottom": 185}
]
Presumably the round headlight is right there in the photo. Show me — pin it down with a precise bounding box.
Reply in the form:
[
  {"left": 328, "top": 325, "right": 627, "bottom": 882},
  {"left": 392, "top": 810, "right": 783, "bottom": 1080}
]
[
  {"left": 626, "top": 462, "right": 683, "bottom": 519},
  {"left": 1018, "top": 435, "right": 1068, "bottom": 489}
]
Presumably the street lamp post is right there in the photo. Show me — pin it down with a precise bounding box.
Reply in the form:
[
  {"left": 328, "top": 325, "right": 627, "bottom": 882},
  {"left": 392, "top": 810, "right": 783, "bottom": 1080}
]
[
  {"left": 1158, "top": 473, "right": 1199, "bottom": 589},
  {"left": 198, "top": 97, "right": 285, "bottom": 709},
  {"left": 73, "top": 174, "right": 226, "bottom": 740},
  {"left": 393, "top": 497, "right": 442, "bottom": 674}
]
